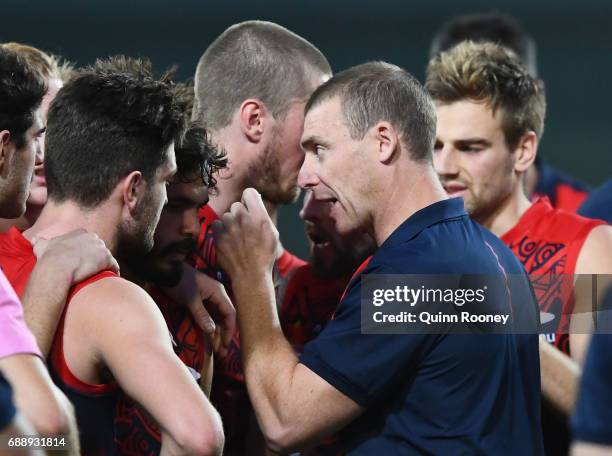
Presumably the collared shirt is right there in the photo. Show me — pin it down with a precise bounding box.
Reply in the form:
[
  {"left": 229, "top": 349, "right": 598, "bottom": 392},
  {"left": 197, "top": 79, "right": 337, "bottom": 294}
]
[{"left": 300, "top": 198, "right": 544, "bottom": 455}]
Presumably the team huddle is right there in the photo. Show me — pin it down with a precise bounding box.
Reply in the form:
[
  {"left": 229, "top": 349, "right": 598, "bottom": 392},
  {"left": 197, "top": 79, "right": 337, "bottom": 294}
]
[{"left": 1, "top": 12, "right": 611, "bottom": 456}]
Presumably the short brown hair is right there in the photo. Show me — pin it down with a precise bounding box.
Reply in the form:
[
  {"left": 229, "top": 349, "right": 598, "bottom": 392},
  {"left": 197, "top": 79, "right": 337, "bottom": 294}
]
[
  {"left": 194, "top": 20, "right": 331, "bottom": 130},
  {"left": 306, "top": 61, "right": 437, "bottom": 162},
  {"left": 425, "top": 41, "right": 546, "bottom": 149}
]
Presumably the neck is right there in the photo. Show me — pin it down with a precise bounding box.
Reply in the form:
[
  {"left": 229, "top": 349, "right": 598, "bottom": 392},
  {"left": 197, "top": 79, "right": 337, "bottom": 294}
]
[
  {"left": 524, "top": 162, "right": 539, "bottom": 199},
  {"left": 372, "top": 162, "right": 448, "bottom": 246},
  {"left": 474, "top": 185, "right": 532, "bottom": 237},
  {"left": 24, "top": 199, "right": 121, "bottom": 253},
  {"left": 210, "top": 178, "right": 247, "bottom": 216}
]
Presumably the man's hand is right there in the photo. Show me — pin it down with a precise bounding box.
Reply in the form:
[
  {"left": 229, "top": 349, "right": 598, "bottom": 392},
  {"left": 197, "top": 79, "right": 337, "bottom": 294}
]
[
  {"left": 212, "top": 188, "right": 279, "bottom": 281},
  {"left": 164, "top": 264, "right": 236, "bottom": 358},
  {"left": 31, "top": 229, "right": 119, "bottom": 283}
]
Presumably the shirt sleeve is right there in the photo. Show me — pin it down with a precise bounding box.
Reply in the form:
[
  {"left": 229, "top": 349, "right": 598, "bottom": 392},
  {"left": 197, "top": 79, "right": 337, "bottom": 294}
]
[
  {"left": 0, "top": 375, "right": 16, "bottom": 431},
  {"left": 572, "top": 332, "right": 612, "bottom": 445},
  {"left": 299, "top": 263, "right": 433, "bottom": 408},
  {"left": 0, "top": 270, "right": 42, "bottom": 359}
]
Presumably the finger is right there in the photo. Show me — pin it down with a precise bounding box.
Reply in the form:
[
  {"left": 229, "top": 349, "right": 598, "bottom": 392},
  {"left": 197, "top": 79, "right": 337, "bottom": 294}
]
[
  {"left": 109, "top": 256, "right": 120, "bottom": 274},
  {"left": 187, "top": 299, "right": 216, "bottom": 335},
  {"left": 243, "top": 187, "right": 269, "bottom": 216},
  {"left": 209, "top": 288, "right": 236, "bottom": 352},
  {"left": 229, "top": 201, "right": 243, "bottom": 217}
]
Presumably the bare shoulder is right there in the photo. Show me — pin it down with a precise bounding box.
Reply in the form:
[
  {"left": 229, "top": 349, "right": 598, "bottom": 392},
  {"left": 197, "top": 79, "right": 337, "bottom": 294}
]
[
  {"left": 577, "top": 225, "right": 612, "bottom": 274},
  {"left": 67, "top": 276, "right": 167, "bottom": 334}
]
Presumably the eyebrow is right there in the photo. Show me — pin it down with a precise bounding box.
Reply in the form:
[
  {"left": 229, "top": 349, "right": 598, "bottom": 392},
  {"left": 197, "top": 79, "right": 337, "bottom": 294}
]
[
  {"left": 454, "top": 138, "right": 493, "bottom": 147},
  {"left": 301, "top": 135, "right": 328, "bottom": 150}
]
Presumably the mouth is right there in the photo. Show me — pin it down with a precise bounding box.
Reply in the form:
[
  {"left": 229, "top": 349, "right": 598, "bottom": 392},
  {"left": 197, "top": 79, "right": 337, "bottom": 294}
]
[
  {"left": 165, "top": 250, "right": 189, "bottom": 262},
  {"left": 442, "top": 183, "right": 468, "bottom": 197},
  {"left": 306, "top": 229, "right": 331, "bottom": 248},
  {"left": 33, "top": 165, "right": 46, "bottom": 185}
]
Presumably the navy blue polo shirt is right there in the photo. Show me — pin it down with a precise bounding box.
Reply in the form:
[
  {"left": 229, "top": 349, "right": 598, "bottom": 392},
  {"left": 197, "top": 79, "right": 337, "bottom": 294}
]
[
  {"left": 572, "top": 288, "right": 612, "bottom": 445},
  {"left": 300, "top": 198, "right": 543, "bottom": 455},
  {"left": 0, "top": 374, "right": 16, "bottom": 430},
  {"left": 578, "top": 178, "right": 612, "bottom": 224}
]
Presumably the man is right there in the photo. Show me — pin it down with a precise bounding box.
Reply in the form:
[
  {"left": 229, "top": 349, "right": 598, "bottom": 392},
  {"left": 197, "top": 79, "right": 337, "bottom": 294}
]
[
  {"left": 107, "top": 123, "right": 229, "bottom": 454},
  {"left": 0, "top": 56, "right": 223, "bottom": 455},
  {"left": 0, "top": 46, "right": 122, "bottom": 453},
  {"left": 212, "top": 61, "right": 543, "bottom": 454},
  {"left": 0, "top": 42, "right": 70, "bottom": 232},
  {"left": 430, "top": 12, "right": 591, "bottom": 212},
  {"left": 279, "top": 190, "right": 375, "bottom": 352},
  {"left": 192, "top": 20, "right": 331, "bottom": 454},
  {"left": 426, "top": 42, "right": 612, "bottom": 453}
]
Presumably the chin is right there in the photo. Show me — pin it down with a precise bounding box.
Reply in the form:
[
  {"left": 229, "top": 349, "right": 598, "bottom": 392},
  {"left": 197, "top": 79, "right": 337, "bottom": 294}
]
[{"left": 27, "top": 187, "right": 48, "bottom": 206}]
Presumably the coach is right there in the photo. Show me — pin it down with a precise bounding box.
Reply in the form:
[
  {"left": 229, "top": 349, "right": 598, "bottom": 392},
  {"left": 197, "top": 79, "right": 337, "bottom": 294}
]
[{"left": 213, "top": 62, "right": 544, "bottom": 455}]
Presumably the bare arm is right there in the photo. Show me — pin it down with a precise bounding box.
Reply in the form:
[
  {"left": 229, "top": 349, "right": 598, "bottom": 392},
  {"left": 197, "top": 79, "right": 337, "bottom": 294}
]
[
  {"left": 72, "top": 278, "right": 223, "bottom": 456},
  {"left": 231, "top": 273, "right": 363, "bottom": 452},
  {"left": 0, "top": 355, "right": 79, "bottom": 455},
  {"left": 21, "top": 230, "right": 118, "bottom": 355},
  {"left": 539, "top": 226, "right": 612, "bottom": 415},
  {"left": 571, "top": 225, "right": 612, "bottom": 365},
  {"left": 572, "top": 443, "right": 612, "bottom": 456},
  {"left": 539, "top": 337, "right": 580, "bottom": 415},
  {"left": 214, "top": 189, "right": 363, "bottom": 453},
  {"left": 200, "top": 336, "right": 214, "bottom": 397},
  {"left": 0, "top": 412, "right": 45, "bottom": 456}
]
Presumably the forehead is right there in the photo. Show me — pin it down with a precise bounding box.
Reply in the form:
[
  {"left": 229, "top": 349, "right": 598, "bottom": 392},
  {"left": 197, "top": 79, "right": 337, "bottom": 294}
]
[
  {"left": 28, "top": 106, "right": 44, "bottom": 132},
  {"left": 302, "top": 97, "right": 348, "bottom": 141},
  {"left": 168, "top": 180, "right": 208, "bottom": 201},
  {"left": 435, "top": 100, "right": 504, "bottom": 139}
]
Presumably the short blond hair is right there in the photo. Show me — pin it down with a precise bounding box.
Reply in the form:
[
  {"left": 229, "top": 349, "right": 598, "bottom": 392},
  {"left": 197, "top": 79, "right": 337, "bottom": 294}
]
[
  {"left": 425, "top": 41, "right": 546, "bottom": 149},
  {"left": 1, "top": 42, "right": 73, "bottom": 83}
]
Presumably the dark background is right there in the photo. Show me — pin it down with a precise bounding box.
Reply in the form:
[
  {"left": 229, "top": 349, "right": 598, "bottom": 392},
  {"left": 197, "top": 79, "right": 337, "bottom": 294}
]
[{"left": 4, "top": 0, "right": 611, "bottom": 259}]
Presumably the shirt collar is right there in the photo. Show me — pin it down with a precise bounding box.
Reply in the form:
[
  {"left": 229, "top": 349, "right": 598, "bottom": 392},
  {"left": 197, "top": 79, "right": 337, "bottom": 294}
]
[{"left": 379, "top": 197, "right": 467, "bottom": 249}]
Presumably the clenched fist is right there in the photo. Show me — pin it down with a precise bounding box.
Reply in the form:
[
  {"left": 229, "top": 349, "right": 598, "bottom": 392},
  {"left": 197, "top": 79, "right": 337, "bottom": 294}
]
[{"left": 212, "top": 188, "right": 279, "bottom": 281}]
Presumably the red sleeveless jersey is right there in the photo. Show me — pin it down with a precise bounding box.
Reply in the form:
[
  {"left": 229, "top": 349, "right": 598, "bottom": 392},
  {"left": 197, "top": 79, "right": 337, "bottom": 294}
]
[
  {"left": 279, "top": 263, "right": 349, "bottom": 353},
  {"left": 0, "top": 227, "right": 209, "bottom": 455},
  {"left": 0, "top": 227, "right": 120, "bottom": 455},
  {"left": 277, "top": 249, "right": 307, "bottom": 279},
  {"left": 501, "top": 198, "right": 604, "bottom": 355}
]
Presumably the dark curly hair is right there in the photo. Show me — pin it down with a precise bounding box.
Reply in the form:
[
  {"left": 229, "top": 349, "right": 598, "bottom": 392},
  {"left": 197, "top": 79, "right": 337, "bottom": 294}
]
[
  {"left": 0, "top": 48, "right": 46, "bottom": 148},
  {"left": 45, "top": 55, "right": 183, "bottom": 207},
  {"left": 175, "top": 123, "right": 227, "bottom": 193}
]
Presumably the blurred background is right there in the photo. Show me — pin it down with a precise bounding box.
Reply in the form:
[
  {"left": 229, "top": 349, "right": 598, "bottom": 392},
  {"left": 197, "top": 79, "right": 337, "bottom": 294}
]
[{"left": 4, "top": 0, "right": 611, "bottom": 258}]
